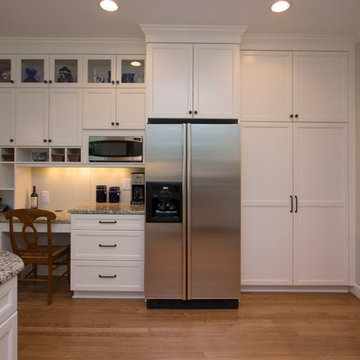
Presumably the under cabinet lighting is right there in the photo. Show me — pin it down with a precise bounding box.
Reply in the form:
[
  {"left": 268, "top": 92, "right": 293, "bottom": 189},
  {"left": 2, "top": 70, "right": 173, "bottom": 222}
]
[
  {"left": 130, "top": 61, "right": 142, "bottom": 67},
  {"left": 271, "top": 0, "right": 290, "bottom": 13},
  {"left": 99, "top": 0, "right": 119, "bottom": 12}
]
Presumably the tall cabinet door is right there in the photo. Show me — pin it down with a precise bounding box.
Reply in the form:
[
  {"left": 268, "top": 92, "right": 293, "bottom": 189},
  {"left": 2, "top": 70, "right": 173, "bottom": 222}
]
[
  {"left": 15, "top": 88, "right": 49, "bottom": 146},
  {"left": 293, "top": 123, "right": 348, "bottom": 285},
  {"left": 0, "top": 89, "right": 15, "bottom": 145},
  {"left": 193, "top": 44, "right": 239, "bottom": 119},
  {"left": 293, "top": 52, "right": 348, "bottom": 122},
  {"left": 49, "top": 89, "right": 82, "bottom": 146},
  {"left": 190, "top": 124, "right": 240, "bottom": 299},
  {"left": 241, "top": 122, "right": 293, "bottom": 285},
  {"left": 147, "top": 43, "right": 193, "bottom": 118},
  {"left": 240, "top": 51, "right": 293, "bottom": 122}
]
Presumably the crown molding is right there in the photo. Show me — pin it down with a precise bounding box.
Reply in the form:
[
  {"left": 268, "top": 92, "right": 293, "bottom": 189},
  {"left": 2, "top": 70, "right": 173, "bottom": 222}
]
[
  {"left": 140, "top": 25, "right": 248, "bottom": 44},
  {"left": 0, "top": 37, "right": 146, "bottom": 54},
  {"left": 242, "top": 33, "right": 357, "bottom": 51}
]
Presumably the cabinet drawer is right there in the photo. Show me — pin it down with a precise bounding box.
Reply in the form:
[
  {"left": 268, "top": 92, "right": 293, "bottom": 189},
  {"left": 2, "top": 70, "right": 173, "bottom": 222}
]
[
  {"left": 0, "top": 311, "right": 17, "bottom": 360},
  {"left": 71, "top": 230, "right": 144, "bottom": 261},
  {"left": 71, "top": 214, "right": 145, "bottom": 231},
  {"left": 71, "top": 261, "right": 144, "bottom": 292},
  {"left": 0, "top": 277, "right": 17, "bottom": 326}
]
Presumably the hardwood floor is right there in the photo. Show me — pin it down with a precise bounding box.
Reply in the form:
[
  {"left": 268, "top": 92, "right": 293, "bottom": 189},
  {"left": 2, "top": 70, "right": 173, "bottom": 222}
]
[{"left": 18, "top": 280, "right": 360, "bottom": 359}]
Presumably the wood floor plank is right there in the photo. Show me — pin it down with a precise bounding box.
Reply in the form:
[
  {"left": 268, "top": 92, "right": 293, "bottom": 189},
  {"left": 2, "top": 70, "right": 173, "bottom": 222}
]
[{"left": 17, "top": 281, "right": 360, "bottom": 359}]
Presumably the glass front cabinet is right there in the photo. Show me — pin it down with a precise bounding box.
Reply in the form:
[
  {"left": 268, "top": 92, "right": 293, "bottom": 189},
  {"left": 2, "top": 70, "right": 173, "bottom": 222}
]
[{"left": 0, "top": 55, "right": 16, "bottom": 86}]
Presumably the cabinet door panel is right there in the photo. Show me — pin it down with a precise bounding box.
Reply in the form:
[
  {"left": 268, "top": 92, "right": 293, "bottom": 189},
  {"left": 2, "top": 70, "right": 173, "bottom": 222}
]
[
  {"left": 194, "top": 44, "right": 239, "bottom": 119},
  {"left": 83, "top": 88, "right": 115, "bottom": 129},
  {"left": 241, "top": 123, "right": 293, "bottom": 285},
  {"left": 147, "top": 43, "right": 192, "bottom": 118},
  {"left": 49, "top": 89, "right": 82, "bottom": 146},
  {"left": 0, "top": 89, "right": 15, "bottom": 145},
  {"left": 15, "top": 88, "right": 49, "bottom": 146},
  {"left": 0, "top": 312, "right": 17, "bottom": 360},
  {"left": 293, "top": 52, "right": 348, "bottom": 122},
  {"left": 116, "top": 89, "right": 145, "bottom": 129},
  {"left": 293, "top": 123, "right": 348, "bottom": 285},
  {"left": 240, "top": 51, "right": 292, "bottom": 122}
]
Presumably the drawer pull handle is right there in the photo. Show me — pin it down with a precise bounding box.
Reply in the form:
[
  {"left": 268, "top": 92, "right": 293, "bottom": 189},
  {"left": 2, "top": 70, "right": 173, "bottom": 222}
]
[
  {"left": 99, "top": 220, "right": 117, "bottom": 224},
  {"left": 99, "top": 244, "right": 117, "bottom": 248},
  {"left": 98, "top": 274, "right": 117, "bottom": 279}
]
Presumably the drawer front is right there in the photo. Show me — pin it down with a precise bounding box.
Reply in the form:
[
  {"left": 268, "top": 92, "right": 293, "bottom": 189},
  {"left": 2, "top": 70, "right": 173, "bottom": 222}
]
[
  {"left": 0, "top": 277, "right": 17, "bottom": 326},
  {"left": 71, "top": 230, "right": 144, "bottom": 261},
  {"left": 71, "top": 261, "right": 144, "bottom": 292},
  {"left": 71, "top": 214, "right": 145, "bottom": 231},
  {"left": 0, "top": 311, "right": 17, "bottom": 360}
]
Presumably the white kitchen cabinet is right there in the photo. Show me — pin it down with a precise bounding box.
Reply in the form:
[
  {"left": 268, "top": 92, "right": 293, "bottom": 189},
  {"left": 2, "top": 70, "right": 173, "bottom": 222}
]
[
  {"left": 49, "top": 89, "right": 83, "bottom": 146},
  {"left": 240, "top": 51, "right": 348, "bottom": 123},
  {"left": 293, "top": 123, "right": 348, "bottom": 285},
  {"left": 147, "top": 43, "right": 239, "bottom": 119},
  {"left": 83, "top": 88, "right": 145, "bottom": 129},
  {"left": 70, "top": 214, "right": 145, "bottom": 296},
  {"left": 16, "top": 88, "right": 82, "bottom": 146},
  {"left": 241, "top": 122, "right": 348, "bottom": 286},
  {"left": 0, "top": 89, "right": 15, "bottom": 145},
  {"left": 0, "top": 55, "right": 16, "bottom": 87},
  {"left": 0, "top": 277, "right": 18, "bottom": 360}
]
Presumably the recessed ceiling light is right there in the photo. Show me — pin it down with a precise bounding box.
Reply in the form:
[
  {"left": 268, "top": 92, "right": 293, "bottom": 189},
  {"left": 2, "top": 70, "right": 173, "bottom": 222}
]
[
  {"left": 271, "top": 0, "right": 290, "bottom": 13},
  {"left": 130, "top": 61, "right": 142, "bottom": 67},
  {"left": 99, "top": 0, "right": 119, "bottom": 12}
]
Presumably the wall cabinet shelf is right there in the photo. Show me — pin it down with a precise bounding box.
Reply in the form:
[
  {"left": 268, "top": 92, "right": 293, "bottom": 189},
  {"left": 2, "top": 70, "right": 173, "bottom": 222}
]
[{"left": 240, "top": 51, "right": 348, "bottom": 123}]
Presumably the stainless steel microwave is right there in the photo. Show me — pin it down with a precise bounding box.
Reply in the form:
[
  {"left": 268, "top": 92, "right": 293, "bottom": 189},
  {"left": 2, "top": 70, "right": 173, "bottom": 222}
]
[{"left": 88, "top": 136, "right": 143, "bottom": 162}]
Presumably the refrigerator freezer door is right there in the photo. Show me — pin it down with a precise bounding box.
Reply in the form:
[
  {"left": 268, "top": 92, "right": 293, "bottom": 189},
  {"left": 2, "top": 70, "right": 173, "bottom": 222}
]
[
  {"left": 189, "top": 124, "right": 240, "bottom": 299},
  {"left": 145, "top": 124, "right": 186, "bottom": 299}
]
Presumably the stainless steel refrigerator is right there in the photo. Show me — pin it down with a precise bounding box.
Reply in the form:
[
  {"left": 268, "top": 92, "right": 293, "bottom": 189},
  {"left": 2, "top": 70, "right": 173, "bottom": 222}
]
[{"left": 145, "top": 122, "right": 240, "bottom": 308}]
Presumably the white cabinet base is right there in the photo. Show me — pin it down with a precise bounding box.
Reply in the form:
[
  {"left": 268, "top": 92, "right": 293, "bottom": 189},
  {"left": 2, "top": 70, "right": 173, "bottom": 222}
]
[
  {"left": 0, "top": 311, "right": 17, "bottom": 360},
  {"left": 72, "top": 291, "right": 144, "bottom": 299}
]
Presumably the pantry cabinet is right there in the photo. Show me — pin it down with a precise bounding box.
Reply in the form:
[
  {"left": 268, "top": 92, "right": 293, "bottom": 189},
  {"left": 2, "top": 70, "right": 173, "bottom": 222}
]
[
  {"left": 0, "top": 89, "right": 15, "bottom": 145},
  {"left": 241, "top": 122, "right": 348, "bottom": 286},
  {"left": 241, "top": 51, "right": 348, "bottom": 123},
  {"left": 147, "top": 43, "right": 239, "bottom": 119}
]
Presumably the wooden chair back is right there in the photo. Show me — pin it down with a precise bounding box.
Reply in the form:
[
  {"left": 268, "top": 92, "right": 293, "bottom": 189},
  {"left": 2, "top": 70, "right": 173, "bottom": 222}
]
[{"left": 5, "top": 209, "right": 56, "bottom": 256}]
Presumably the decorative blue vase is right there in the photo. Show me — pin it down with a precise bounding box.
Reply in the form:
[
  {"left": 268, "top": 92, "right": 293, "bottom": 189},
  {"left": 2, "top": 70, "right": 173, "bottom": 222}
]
[
  {"left": 24, "top": 68, "right": 38, "bottom": 82},
  {"left": 122, "top": 73, "right": 135, "bottom": 83}
]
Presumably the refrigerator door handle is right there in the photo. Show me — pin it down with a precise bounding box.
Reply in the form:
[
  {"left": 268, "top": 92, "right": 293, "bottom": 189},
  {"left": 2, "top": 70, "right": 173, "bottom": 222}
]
[
  {"left": 187, "top": 124, "right": 192, "bottom": 300},
  {"left": 182, "top": 123, "right": 187, "bottom": 301}
]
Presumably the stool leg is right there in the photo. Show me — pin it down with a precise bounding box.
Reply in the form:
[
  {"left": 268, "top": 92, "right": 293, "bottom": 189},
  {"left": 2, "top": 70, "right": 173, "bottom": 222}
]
[
  {"left": 48, "top": 261, "right": 53, "bottom": 305},
  {"left": 32, "top": 264, "right": 37, "bottom": 279}
]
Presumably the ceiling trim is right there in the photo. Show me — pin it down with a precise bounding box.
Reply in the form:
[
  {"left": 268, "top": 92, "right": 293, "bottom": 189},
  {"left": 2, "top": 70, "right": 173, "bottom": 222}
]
[
  {"left": 140, "top": 24, "right": 248, "bottom": 44},
  {"left": 0, "top": 37, "right": 146, "bottom": 54},
  {"left": 242, "top": 33, "right": 357, "bottom": 51}
]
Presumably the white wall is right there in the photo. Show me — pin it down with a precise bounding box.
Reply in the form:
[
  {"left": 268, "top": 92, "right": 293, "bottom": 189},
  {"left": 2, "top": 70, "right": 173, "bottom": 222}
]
[
  {"left": 15, "top": 167, "right": 143, "bottom": 210},
  {"left": 356, "top": 43, "right": 360, "bottom": 284}
]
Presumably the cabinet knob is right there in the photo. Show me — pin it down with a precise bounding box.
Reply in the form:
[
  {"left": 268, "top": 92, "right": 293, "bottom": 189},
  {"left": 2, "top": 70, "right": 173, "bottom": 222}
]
[
  {"left": 194, "top": 110, "right": 198, "bottom": 115},
  {"left": 295, "top": 114, "right": 299, "bottom": 118},
  {"left": 43, "top": 80, "right": 48, "bottom": 84},
  {"left": 116, "top": 80, "right": 120, "bottom": 85},
  {"left": 115, "top": 122, "right": 119, "bottom": 126},
  {"left": 49, "top": 80, "right": 53, "bottom": 84},
  {"left": 48, "top": 139, "right": 52, "bottom": 143},
  {"left": 111, "top": 122, "right": 115, "bottom": 126},
  {"left": 10, "top": 80, "right": 14, "bottom": 84},
  {"left": 43, "top": 139, "right": 47, "bottom": 143},
  {"left": 189, "top": 110, "right": 192, "bottom": 115},
  {"left": 9, "top": 139, "right": 14, "bottom": 143},
  {"left": 290, "top": 114, "right": 294, "bottom": 119},
  {"left": 111, "top": 80, "right": 115, "bottom": 85}
]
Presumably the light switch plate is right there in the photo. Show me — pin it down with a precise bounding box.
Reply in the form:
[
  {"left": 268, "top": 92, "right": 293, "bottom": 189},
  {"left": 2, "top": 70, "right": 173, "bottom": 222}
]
[
  {"left": 41, "top": 191, "right": 50, "bottom": 203},
  {"left": 122, "top": 179, "right": 131, "bottom": 190}
]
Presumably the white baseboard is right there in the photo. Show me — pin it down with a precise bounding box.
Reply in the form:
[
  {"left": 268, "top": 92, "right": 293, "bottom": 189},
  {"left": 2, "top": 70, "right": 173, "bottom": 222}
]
[
  {"left": 72, "top": 291, "right": 145, "bottom": 299},
  {"left": 350, "top": 284, "right": 360, "bottom": 299},
  {"left": 241, "top": 286, "right": 350, "bottom": 293}
]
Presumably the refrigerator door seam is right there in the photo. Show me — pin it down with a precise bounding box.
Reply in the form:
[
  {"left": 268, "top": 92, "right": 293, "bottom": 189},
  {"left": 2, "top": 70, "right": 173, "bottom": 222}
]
[{"left": 187, "top": 124, "right": 192, "bottom": 300}]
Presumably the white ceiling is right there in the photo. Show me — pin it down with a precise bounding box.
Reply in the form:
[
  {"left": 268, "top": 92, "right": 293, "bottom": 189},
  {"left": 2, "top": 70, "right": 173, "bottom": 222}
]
[{"left": 1, "top": 0, "right": 360, "bottom": 39}]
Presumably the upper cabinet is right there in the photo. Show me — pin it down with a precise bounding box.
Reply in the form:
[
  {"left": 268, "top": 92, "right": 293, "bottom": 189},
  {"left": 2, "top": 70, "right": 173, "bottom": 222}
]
[
  {"left": 147, "top": 43, "right": 239, "bottom": 119},
  {"left": 83, "top": 55, "right": 145, "bottom": 88},
  {"left": 240, "top": 51, "right": 348, "bottom": 123},
  {"left": 0, "top": 55, "right": 16, "bottom": 86}
]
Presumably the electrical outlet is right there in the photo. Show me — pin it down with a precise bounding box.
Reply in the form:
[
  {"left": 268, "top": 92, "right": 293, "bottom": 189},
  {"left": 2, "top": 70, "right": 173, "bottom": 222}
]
[
  {"left": 41, "top": 191, "right": 50, "bottom": 203},
  {"left": 122, "top": 179, "right": 131, "bottom": 190}
]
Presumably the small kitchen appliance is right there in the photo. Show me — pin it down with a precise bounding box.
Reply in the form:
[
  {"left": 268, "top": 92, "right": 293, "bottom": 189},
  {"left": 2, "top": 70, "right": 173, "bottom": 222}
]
[{"left": 131, "top": 173, "right": 145, "bottom": 205}]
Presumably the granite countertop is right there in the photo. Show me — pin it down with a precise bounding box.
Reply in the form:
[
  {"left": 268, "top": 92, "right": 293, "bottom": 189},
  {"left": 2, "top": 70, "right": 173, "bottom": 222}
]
[
  {"left": 68, "top": 201, "right": 145, "bottom": 215},
  {"left": 0, "top": 210, "right": 71, "bottom": 224},
  {"left": 0, "top": 250, "right": 24, "bottom": 285}
]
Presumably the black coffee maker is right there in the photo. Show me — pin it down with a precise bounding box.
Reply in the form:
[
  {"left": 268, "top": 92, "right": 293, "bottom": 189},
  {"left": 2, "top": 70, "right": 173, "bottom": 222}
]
[{"left": 131, "top": 173, "right": 145, "bottom": 205}]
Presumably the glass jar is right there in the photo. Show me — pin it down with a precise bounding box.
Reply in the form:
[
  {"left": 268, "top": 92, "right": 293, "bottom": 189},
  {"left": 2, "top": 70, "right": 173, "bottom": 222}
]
[
  {"left": 96, "top": 185, "right": 107, "bottom": 203},
  {"left": 109, "top": 186, "right": 120, "bottom": 203}
]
